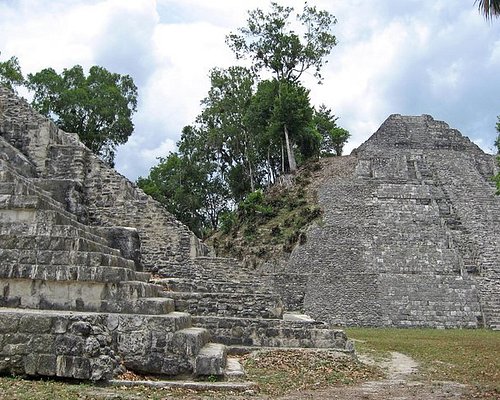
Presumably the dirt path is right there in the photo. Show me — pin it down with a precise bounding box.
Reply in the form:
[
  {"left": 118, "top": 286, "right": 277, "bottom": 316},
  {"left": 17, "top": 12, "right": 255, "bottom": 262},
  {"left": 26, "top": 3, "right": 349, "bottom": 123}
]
[{"left": 275, "top": 351, "right": 468, "bottom": 400}]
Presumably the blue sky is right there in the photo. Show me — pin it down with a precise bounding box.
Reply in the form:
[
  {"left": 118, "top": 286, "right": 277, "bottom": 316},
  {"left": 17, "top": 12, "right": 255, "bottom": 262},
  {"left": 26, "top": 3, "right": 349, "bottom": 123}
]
[{"left": 1, "top": 0, "right": 499, "bottom": 180}]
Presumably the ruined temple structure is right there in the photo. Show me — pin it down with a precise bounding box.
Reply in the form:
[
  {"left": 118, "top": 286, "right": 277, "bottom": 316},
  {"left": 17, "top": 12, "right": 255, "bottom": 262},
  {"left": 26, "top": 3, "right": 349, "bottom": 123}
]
[
  {"left": 278, "top": 114, "right": 500, "bottom": 329},
  {"left": 0, "top": 86, "right": 350, "bottom": 381}
]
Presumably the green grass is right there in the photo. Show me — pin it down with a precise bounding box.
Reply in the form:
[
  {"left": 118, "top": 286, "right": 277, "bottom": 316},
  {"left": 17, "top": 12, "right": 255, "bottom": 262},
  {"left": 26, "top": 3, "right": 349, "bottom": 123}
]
[{"left": 346, "top": 328, "right": 500, "bottom": 396}]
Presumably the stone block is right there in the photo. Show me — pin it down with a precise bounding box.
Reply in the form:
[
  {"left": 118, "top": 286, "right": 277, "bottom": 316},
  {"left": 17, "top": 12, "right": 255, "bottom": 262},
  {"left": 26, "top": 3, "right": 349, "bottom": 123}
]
[
  {"left": 194, "top": 343, "right": 227, "bottom": 376},
  {"left": 19, "top": 314, "right": 52, "bottom": 333}
]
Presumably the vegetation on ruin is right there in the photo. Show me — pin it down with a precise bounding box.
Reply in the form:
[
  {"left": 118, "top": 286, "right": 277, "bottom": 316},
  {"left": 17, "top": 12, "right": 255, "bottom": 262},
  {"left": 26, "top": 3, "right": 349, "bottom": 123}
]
[
  {"left": 137, "top": 2, "right": 350, "bottom": 237},
  {"left": 207, "top": 159, "right": 323, "bottom": 265},
  {"left": 0, "top": 55, "right": 137, "bottom": 167},
  {"left": 27, "top": 66, "right": 138, "bottom": 167}
]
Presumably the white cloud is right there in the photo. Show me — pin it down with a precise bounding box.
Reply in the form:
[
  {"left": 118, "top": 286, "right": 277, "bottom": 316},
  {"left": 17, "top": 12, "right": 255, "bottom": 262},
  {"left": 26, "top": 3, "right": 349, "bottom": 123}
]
[{"left": 1, "top": 0, "right": 499, "bottom": 180}]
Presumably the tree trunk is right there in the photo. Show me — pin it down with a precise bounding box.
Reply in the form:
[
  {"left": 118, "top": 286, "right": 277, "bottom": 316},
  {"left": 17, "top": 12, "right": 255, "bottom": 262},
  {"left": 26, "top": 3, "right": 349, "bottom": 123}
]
[{"left": 284, "top": 124, "right": 297, "bottom": 173}]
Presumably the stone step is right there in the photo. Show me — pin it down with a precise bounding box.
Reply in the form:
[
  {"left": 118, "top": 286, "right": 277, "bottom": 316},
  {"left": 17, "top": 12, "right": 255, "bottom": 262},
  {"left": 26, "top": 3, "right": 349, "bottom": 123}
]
[
  {"left": 0, "top": 263, "right": 150, "bottom": 284},
  {"left": 192, "top": 315, "right": 351, "bottom": 350},
  {"left": 171, "top": 327, "right": 211, "bottom": 358},
  {"left": 224, "top": 357, "right": 246, "bottom": 381},
  {"left": 169, "top": 291, "right": 283, "bottom": 319},
  {"left": 131, "top": 297, "right": 176, "bottom": 315},
  {"left": 0, "top": 278, "right": 166, "bottom": 313},
  {"left": 194, "top": 343, "right": 227, "bottom": 376},
  {"left": 0, "top": 234, "right": 122, "bottom": 257},
  {"left": 0, "top": 221, "right": 141, "bottom": 265},
  {"left": 1, "top": 248, "right": 137, "bottom": 270},
  {"left": 152, "top": 277, "right": 270, "bottom": 295},
  {"left": 0, "top": 194, "right": 39, "bottom": 209},
  {"left": 158, "top": 258, "right": 255, "bottom": 281}
]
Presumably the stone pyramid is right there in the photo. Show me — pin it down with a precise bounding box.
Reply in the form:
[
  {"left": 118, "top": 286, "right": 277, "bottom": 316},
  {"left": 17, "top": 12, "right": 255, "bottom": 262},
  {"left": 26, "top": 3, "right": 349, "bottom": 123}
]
[{"left": 280, "top": 114, "right": 499, "bottom": 329}]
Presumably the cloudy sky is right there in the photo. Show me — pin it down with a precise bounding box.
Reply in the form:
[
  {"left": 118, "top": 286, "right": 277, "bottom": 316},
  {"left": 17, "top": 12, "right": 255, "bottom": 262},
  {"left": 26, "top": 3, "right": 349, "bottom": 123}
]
[{"left": 1, "top": 0, "right": 499, "bottom": 180}]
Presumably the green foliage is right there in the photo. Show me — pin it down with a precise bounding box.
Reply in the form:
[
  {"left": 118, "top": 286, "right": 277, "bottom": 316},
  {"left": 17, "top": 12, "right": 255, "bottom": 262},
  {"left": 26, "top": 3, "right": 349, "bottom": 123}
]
[
  {"left": 208, "top": 161, "right": 324, "bottom": 262},
  {"left": 226, "top": 2, "right": 337, "bottom": 83},
  {"left": 138, "top": 125, "right": 231, "bottom": 237},
  {"left": 219, "top": 210, "right": 237, "bottom": 234},
  {"left": 315, "top": 104, "right": 351, "bottom": 156},
  {"left": 27, "top": 65, "right": 137, "bottom": 166},
  {"left": 246, "top": 78, "right": 319, "bottom": 175},
  {"left": 198, "top": 66, "right": 259, "bottom": 198},
  {"left": 141, "top": 3, "right": 349, "bottom": 235},
  {"left": 239, "top": 189, "right": 276, "bottom": 221},
  {"left": 0, "top": 52, "right": 24, "bottom": 93},
  {"left": 226, "top": 1, "right": 338, "bottom": 173}
]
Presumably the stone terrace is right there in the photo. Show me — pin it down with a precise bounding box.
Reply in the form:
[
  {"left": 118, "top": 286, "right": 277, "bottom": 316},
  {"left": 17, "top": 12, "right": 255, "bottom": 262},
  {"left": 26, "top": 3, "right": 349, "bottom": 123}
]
[{"left": 0, "top": 88, "right": 226, "bottom": 380}]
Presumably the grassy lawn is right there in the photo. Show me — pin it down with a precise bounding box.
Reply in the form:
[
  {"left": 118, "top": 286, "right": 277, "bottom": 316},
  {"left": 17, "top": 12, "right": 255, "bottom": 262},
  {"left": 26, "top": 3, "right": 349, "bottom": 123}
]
[{"left": 346, "top": 327, "right": 500, "bottom": 395}]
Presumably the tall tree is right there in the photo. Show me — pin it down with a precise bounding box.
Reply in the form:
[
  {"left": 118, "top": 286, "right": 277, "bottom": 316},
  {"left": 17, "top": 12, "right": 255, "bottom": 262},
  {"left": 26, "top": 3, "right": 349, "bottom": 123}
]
[
  {"left": 246, "top": 79, "right": 317, "bottom": 178},
  {"left": 0, "top": 52, "right": 24, "bottom": 93},
  {"left": 138, "top": 125, "right": 231, "bottom": 236},
  {"left": 198, "top": 66, "right": 259, "bottom": 197},
  {"left": 476, "top": 0, "right": 500, "bottom": 19},
  {"left": 226, "top": 2, "right": 337, "bottom": 172},
  {"left": 27, "top": 65, "right": 137, "bottom": 166}
]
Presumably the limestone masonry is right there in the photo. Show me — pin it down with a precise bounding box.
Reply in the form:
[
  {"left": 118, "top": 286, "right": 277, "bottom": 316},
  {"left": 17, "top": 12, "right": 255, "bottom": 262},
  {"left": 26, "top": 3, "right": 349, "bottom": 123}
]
[
  {"left": 279, "top": 114, "right": 500, "bottom": 329},
  {"left": 0, "top": 85, "right": 498, "bottom": 381},
  {"left": 0, "top": 86, "right": 350, "bottom": 381}
]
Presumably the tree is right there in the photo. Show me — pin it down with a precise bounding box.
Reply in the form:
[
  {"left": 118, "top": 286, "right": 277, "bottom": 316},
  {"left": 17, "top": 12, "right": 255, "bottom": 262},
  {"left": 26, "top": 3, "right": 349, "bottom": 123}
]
[
  {"left": 226, "top": 2, "right": 337, "bottom": 83},
  {"left": 198, "top": 66, "right": 259, "bottom": 197},
  {"left": 27, "top": 65, "right": 137, "bottom": 166},
  {"left": 226, "top": 2, "right": 337, "bottom": 172},
  {"left": 314, "top": 104, "right": 350, "bottom": 156},
  {"left": 0, "top": 52, "right": 24, "bottom": 93},
  {"left": 138, "top": 125, "right": 231, "bottom": 237},
  {"left": 475, "top": 0, "right": 500, "bottom": 19},
  {"left": 246, "top": 79, "right": 317, "bottom": 178}
]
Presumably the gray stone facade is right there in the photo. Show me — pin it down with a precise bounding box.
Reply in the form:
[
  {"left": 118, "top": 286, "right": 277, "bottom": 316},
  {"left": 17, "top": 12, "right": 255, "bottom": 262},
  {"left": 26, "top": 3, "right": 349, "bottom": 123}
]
[
  {"left": 280, "top": 114, "right": 499, "bottom": 329},
  {"left": 0, "top": 86, "right": 351, "bottom": 381},
  {"left": 0, "top": 87, "right": 225, "bottom": 379}
]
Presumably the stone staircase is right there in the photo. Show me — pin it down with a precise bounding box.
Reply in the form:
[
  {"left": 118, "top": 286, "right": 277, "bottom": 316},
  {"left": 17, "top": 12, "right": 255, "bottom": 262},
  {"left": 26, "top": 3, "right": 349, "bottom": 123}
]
[
  {"left": 0, "top": 140, "right": 228, "bottom": 379},
  {"left": 0, "top": 87, "right": 353, "bottom": 386},
  {"left": 153, "top": 256, "right": 352, "bottom": 352}
]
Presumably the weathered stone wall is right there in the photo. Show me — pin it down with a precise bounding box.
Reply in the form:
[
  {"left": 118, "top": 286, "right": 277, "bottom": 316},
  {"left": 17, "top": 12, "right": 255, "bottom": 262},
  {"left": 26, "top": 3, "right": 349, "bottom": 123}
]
[
  {"left": 0, "top": 87, "right": 209, "bottom": 269},
  {"left": 0, "top": 308, "right": 121, "bottom": 381},
  {"left": 0, "top": 87, "right": 228, "bottom": 379},
  {"left": 282, "top": 115, "right": 499, "bottom": 328},
  {"left": 192, "top": 315, "right": 349, "bottom": 349}
]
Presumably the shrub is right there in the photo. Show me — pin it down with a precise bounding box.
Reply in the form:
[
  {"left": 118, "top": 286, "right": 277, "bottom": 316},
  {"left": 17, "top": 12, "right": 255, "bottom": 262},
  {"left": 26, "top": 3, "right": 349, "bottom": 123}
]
[{"left": 220, "top": 211, "right": 237, "bottom": 234}]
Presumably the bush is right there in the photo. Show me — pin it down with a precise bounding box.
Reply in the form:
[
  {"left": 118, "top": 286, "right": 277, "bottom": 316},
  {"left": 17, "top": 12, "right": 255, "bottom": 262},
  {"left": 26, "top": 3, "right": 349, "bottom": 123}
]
[
  {"left": 239, "top": 189, "right": 276, "bottom": 220},
  {"left": 220, "top": 211, "right": 237, "bottom": 234}
]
